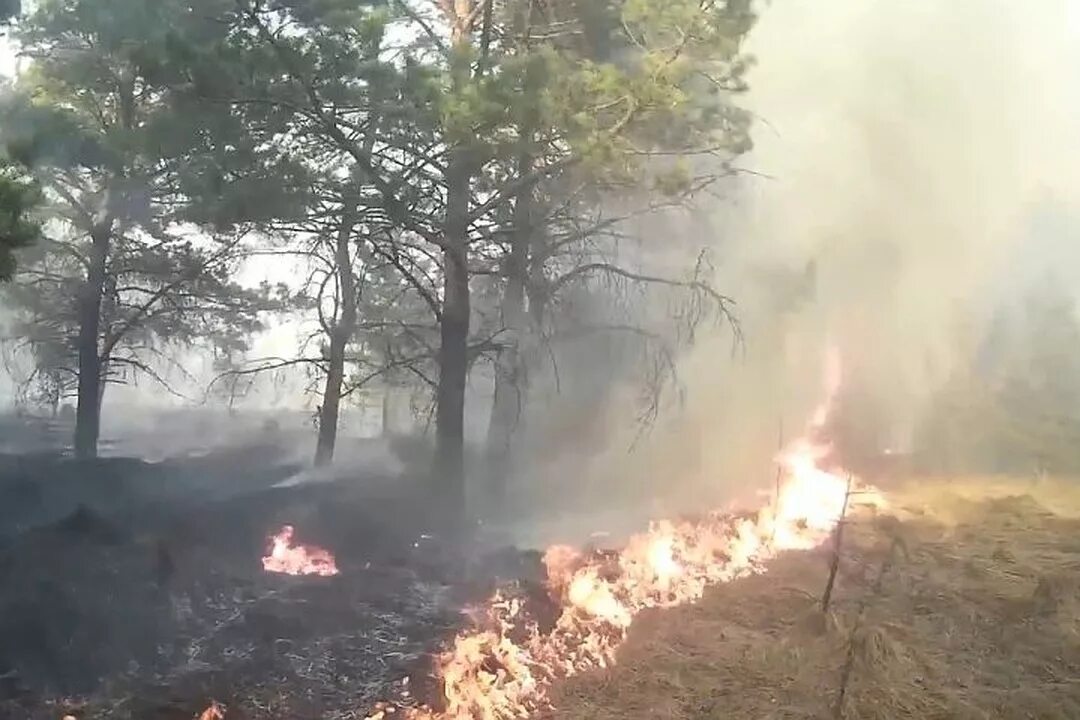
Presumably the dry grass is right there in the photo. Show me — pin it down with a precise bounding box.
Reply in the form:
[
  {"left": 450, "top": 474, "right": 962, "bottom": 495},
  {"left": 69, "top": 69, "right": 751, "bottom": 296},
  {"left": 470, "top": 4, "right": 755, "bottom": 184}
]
[{"left": 550, "top": 478, "right": 1080, "bottom": 719}]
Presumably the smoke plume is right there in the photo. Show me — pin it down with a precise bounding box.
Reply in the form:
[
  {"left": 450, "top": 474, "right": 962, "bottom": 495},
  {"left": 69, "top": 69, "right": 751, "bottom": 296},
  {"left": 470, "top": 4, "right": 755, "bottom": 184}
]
[{"left": 518, "top": 0, "right": 1080, "bottom": 537}]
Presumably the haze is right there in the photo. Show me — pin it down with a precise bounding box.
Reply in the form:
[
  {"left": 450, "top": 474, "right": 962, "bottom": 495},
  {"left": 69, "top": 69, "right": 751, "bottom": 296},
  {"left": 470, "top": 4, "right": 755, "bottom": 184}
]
[
  {"left": 549, "top": 0, "right": 1080, "bottom": 529},
  {"left": 3, "top": 0, "right": 1080, "bottom": 540}
]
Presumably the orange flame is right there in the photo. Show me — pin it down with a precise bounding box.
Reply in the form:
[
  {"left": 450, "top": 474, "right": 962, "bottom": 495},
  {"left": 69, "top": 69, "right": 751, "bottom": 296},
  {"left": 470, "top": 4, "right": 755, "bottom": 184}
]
[
  {"left": 262, "top": 525, "right": 339, "bottom": 577},
  {"left": 374, "top": 449, "right": 884, "bottom": 720},
  {"left": 365, "top": 348, "right": 886, "bottom": 720},
  {"left": 198, "top": 701, "right": 226, "bottom": 720}
]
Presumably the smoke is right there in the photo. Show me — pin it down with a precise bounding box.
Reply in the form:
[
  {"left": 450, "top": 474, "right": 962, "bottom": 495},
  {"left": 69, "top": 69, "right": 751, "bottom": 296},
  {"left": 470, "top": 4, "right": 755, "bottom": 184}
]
[
  {"left": 513, "top": 0, "right": 1080, "bottom": 534},
  {"left": 731, "top": 0, "right": 1080, "bottom": 448}
]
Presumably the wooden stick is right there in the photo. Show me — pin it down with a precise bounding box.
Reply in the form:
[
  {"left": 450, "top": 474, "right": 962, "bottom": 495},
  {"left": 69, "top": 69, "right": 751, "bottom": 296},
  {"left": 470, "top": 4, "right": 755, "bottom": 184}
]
[
  {"left": 821, "top": 474, "right": 853, "bottom": 613},
  {"left": 769, "top": 417, "right": 785, "bottom": 546}
]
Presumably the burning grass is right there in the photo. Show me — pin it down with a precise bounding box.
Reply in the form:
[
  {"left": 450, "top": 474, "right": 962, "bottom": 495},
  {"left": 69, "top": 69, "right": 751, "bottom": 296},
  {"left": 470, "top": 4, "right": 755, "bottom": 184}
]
[
  {"left": 366, "top": 432, "right": 886, "bottom": 720},
  {"left": 551, "top": 478, "right": 1080, "bottom": 720},
  {"left": 356, "top": 351, "right": 888, "bottom": 720}
]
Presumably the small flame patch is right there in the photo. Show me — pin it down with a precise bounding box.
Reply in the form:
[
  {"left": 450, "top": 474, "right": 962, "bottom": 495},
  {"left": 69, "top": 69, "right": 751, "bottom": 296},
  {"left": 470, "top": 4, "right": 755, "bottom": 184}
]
[
  {"left": 262, "top": 525, "right": 339, "bottom": 577},
  {"left": 198, "top": 701, "right": 226, "bottom": 720}
]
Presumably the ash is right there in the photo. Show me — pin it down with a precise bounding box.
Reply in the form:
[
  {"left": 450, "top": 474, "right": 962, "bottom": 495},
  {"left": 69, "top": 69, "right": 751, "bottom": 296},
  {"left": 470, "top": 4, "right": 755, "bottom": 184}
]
[{"left": 0, "top": 444, "right": 523, "bottom": 720}]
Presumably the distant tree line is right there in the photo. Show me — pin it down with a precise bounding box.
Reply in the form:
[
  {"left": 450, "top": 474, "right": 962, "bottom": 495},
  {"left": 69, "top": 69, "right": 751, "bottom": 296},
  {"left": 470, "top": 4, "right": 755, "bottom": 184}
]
[{"left": 915, "top": 280, "right": 1080, "bottom": 476}]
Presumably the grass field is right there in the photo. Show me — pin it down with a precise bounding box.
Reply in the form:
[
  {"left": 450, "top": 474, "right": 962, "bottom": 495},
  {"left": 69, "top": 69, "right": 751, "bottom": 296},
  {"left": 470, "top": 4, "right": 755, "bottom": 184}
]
[{"left": 551, "top": 477, "right": 1080, "bottom": 719}]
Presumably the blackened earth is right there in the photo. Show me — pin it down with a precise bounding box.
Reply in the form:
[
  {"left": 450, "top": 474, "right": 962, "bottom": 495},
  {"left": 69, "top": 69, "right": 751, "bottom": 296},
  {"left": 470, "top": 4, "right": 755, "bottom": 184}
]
[{"left": 0, "top": 443, "right": 544, "bottom": 720}]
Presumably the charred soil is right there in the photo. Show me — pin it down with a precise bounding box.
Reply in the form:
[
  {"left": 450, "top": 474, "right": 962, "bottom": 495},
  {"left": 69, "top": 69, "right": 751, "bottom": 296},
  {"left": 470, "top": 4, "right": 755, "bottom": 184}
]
[{"left": 0, "top": 449, "right": 531, "bottom": 720}]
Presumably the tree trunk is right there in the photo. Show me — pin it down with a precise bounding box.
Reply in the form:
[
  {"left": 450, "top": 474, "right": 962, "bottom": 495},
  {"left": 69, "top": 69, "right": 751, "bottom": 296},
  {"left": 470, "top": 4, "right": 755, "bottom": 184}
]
[
  {"left": 485, "top": 13, "right": 541, "bottom": 509},
  {"left": 76, "top": 75, "right": 128, "bottom": 460},
  {"left": 382, "top": 375, "right": 395, "bottom": 436},
  {"left": 526, "top": 201, "right": 550, "bottom": 331},
  {"left": 314, "top": 337, "right": 347, "bottom": 467},
  {"left": 436, "top": 149, "right": 471, "bottom": 521},
  {"left": 314, "top": 201, "right": 360, "bottom": 467},
  {"left": 381, "top": 338, "right": 395, "bottom": 438},
  {"left": 74, "top": 221, "right": 111, "bottom": 459},
  {"left": 381, "top": 382, "right": 394, "bottom": 437},
  {"left": 485, "top": 152, "right": 534, "bottom": 511},
  {"left": 434, "top": 8, "right": 476, "bottom": 525}
]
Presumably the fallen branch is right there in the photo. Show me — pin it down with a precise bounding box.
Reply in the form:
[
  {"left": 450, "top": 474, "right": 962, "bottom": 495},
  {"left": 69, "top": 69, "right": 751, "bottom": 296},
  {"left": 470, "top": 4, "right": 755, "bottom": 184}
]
[{"left": 822, "top": 474, "right": 853, "bottom": 613}]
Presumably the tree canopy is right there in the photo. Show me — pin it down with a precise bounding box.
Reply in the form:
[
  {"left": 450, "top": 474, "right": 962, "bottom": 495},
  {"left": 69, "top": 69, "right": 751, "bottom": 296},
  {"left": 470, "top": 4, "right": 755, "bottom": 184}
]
[
  {"left": 0, "top": 0, "right": 758, "bottom": 512},
  {"left": 0, "top": 164, "right": 40, "bottom": 280}
]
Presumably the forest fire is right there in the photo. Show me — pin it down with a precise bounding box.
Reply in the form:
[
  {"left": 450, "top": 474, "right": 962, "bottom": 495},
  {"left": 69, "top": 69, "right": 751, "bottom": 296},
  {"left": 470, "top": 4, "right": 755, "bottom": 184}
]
[
  {"left": 366, "top": 359, "right": 887, "bottom": 720},
  {"left": 261, "top": 525, "right": 339, "bottom": 577}
]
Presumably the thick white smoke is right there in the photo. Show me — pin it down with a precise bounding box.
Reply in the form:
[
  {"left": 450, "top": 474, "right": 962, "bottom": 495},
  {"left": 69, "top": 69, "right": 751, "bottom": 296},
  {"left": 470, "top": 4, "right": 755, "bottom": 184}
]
[{"left": 514, "top": 0, "right": 1080, "bottom": 536}]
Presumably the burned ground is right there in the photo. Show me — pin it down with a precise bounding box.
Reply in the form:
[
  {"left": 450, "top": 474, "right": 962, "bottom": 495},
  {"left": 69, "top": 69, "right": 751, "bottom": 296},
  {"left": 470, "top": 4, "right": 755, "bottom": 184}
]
[{"left": 0, "top": 446, "right": 536, "bottom": 720}]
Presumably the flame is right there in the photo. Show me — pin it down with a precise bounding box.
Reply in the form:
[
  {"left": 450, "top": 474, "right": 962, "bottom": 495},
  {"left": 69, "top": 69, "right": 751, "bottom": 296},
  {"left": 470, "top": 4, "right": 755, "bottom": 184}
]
[
  {"left": 262, "top": 525, "right": 339, "bottom": 577},
  {"left": 375, "top": 452, "right": 884, "bottom": 720},
  {"left": 364, "top": 348, "right": 887, "bottom": 720},
  {"left": 198, "top": 701, "right": 226, "bottom": 720}
]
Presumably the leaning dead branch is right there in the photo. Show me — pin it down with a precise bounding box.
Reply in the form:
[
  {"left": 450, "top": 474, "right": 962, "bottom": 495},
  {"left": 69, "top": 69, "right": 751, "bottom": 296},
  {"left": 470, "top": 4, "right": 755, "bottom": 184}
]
[{"left": 821, "top": 474, "right": 854, "bottom": 613}]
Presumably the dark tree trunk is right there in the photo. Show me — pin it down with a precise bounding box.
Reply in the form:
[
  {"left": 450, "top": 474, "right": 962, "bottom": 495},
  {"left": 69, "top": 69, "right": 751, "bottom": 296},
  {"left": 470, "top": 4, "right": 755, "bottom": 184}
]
[
  {"left": 381, "top": 388, "right": 391, "bottom": 436},
  {"left": 485, "top": 153, "right": 534, "bottom": 511},
  {"left": 526, "top": 200, "right": 550, "bottom": 331},
  {"left": 434, "top": 11, "right": 476, "bottom": 525},
  {"left": 74, "top": 222, "right": 111, "bottom": 459},
  {"left": 314, "top": 201, "right": 359, "bottom": 467},
  {"left": 484, "top": 7, "right": 543, "bottom": 514},
  {"left": 76, "top": 76, "right": 130, "bottom": 460},
  {"left": 436, "top": 148, "right": 471, "bottom": 521},
  {"left": 314, "top": 338, "right": 347, "bottom": 467},
  {"left": 381, "top": 376, "right": 395, "bottom": 437}
]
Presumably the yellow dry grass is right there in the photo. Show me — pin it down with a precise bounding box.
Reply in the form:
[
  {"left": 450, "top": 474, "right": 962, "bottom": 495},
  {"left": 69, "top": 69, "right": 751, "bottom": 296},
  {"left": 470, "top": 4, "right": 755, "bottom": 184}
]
[{"left": 550, "top": 477, "right": 1080, "bottom": 719}]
